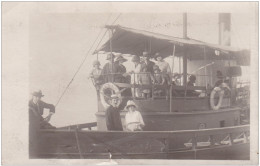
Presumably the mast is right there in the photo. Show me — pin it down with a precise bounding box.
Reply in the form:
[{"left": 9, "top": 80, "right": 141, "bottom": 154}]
[{"left": 183, "top": 13, "right": 188, "bottom": 85}]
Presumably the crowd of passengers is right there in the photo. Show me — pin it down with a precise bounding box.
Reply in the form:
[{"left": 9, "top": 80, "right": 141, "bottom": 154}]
[
  {"left": 90, "top": 51, "right": 180, "bottom": 97},
  {"left": 89, "top": 51, "right": 228, "bottom": 98},
  {"left": 89, "top": 52, "right": 171, "bottom": 84}
]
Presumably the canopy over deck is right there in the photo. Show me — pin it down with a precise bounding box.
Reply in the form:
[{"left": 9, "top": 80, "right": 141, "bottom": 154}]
[{"left": 96, "top": 25, "right": 250, "bottom": 65}]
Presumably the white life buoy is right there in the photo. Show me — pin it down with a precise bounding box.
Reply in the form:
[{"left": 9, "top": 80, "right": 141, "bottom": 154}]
[
  {"left": 210, "top": 83, "right": 230, "bottom": 110},
  {"left": 100, "top": 83, "right": 122, "bottom": 108}
]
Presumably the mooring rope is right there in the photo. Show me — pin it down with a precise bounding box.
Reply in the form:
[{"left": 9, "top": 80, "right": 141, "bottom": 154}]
[{"left": 55, "top": 13, "right": 121, "bottom": 107}]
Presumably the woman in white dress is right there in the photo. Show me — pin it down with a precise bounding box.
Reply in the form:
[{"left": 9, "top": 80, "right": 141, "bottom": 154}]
[
  {"left": 130, "top": 55, "right": 142, "bottom": 97},
  {"left": 124, "top": 100, "right": 145, "bottom": 131}
]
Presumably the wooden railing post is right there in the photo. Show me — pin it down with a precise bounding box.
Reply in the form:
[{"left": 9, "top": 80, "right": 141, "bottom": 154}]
[
  {"left": 192, "top": 134, "right": 197, "bottom": 150},
  {"left": 229, "top": 133, "right": 233, "bottom": 145},
  {"left": 209, "top": 135, "right": 215, "bottom": 147},
  {"left": 243, "top": 132, "right": 249, "bottom": 143}
]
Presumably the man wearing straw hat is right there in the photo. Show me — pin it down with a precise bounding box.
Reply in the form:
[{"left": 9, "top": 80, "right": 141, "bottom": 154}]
[
  {"left": 105, "top": 94, "right": 123, "bottom": 131},
  {"left": 102, "top": 53, "right": 116, "bottom": 83},
  {"left": 28, "top": 90, "right": 56, "bottom": 129},
  {"left": 114, "top": 54, "right": 128, "bottom": 83},
  {"left": 141, "top": 51, "right": 155, "bottom": 74}
]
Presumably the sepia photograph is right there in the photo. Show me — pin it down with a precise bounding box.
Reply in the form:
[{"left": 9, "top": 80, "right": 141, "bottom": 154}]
[{"left": 2, "top": 2, "right": 258, "bottom": 165}]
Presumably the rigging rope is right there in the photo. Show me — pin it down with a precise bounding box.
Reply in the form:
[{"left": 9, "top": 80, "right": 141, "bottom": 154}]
[{"left": 55, "top": 13, "right": 121, "bottom": 107}]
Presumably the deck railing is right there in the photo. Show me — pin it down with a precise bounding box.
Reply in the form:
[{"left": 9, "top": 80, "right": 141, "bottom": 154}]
[{"left": 91, "top": 72, "right": 211, "bottom": 99}]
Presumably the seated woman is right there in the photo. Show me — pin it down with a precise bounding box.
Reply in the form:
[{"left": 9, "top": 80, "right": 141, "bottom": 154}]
[
  {"left": 124, "top": 100, "right": 145, "bottom": 131},
  {"left": 186, "top": 75, "right": 200, "bottom": 97}
]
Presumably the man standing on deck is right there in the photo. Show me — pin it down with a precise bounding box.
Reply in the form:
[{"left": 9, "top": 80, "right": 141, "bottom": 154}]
[
  {"left": 28, "top": 90, "right": 56, "bottom": 158},
  {"left": 105, "top": 94, "right": 123, "bottom": 131},
  {"left": 141, "top": 51, "right": 155, "bottom": 74},
  {"left": 28, "top": 90, "right": 56, "bottom": 129},
  {"left": 102, "top": 53, "right": 116, "bottom": 83}
]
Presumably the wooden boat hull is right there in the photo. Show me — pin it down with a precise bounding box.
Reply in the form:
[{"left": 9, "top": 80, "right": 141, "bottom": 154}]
[
  {"left": 31, "top": 125, "right": 250, "bottom": 160},
  {"left": 37, "top": 143, "right": 249, "bottom": 160}
]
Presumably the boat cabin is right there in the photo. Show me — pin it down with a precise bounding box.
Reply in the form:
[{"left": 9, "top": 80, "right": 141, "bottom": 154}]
[{"left": 92, "top": 25, "right": 250, "bottom": 131}]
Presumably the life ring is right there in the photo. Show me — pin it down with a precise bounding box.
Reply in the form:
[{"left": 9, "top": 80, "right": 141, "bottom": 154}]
[
  {"left": 210, "top": 83, "right": 230, "bottom": 110},
  {"left": 100, "top": 83, "right": 122, "bottom": 108}
]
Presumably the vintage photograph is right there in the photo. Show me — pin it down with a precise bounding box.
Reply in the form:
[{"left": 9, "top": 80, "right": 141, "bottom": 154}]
[{"left": 2, "top": 2, "right": 258, "bottom": 165}]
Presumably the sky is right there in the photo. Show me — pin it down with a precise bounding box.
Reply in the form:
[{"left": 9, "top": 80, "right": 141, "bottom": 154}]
[{"left": 3, "top": 2, "right": 256, "bottom": 127}]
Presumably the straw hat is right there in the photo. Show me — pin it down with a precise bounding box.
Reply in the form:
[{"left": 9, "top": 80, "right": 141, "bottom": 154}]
[
  {"left": 110, "top": 94, "right": 119, "bottom": 99},
  {"left": 106, "top": 53, "right": 115, "bottom": 60},
  {"left": 189, "top": 75, "right": 196, "bottom": 81},
  {"left": 142, "top": 51, "right": 150, "bottom": 57},
  {"left": 216, "top": 70, "right": 224, "bottom": 78},
  {"left": 125, "top": 100, "right": 137, "bottom": 109},
  {"left": 115, "top": 55, "right": 127, "bottom": 62},
  {"left": 32, "top": 90, "right": 44, "bottom": 97},
  {"left": 92, "top": 60, "right": 100, "bottom": 66},
  {"left": 154, "top": 52, "right": 162, "bottom": 60}
]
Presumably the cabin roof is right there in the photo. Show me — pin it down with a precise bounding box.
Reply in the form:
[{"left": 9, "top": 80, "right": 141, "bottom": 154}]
[{"left": 96, "top": 25, "right": 250, "bottom": 65}]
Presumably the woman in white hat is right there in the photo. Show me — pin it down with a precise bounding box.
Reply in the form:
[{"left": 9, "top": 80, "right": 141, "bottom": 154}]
[
  {"left": 124, "top": 100, "right": 145, "bottom": 131},
  {"left": 154, "top": 52, "right": 171, "bottom": 85}
]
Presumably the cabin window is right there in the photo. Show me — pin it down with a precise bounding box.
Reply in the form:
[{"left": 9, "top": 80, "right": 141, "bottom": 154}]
[
  {"left": 198, "top": 123, "right": 206, "bottom": 129},
  {"left": 220, "top": 120, "right": 225, "bottom": 127}
]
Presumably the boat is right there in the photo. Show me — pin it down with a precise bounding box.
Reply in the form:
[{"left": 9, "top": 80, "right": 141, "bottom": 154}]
[{"left": 29, "top": 13, "right": 250, "bottom": 160}]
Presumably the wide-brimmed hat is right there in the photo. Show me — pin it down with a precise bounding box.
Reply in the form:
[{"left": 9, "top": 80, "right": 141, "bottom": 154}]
[
  {"left": 189, "top": 75, "right": 196, "bottom": 81},
  {"left": 142, "top": 51, "right": 150, "bottom": 57},
  {"left": 92, "top": 60, "right": 101, "bottom": 66},
  {"left": 32, "top": 90, "right": 44, "bottom": 97},
  {"left": 132, "top": 55, "right": 140, "bottom": 62},
  {"left": 110, "top": 94, "right": 119, "bottom": 99},
  {"left": 154, "top": 52, "right": 162, "bottom": 60},
  {"left": 153, "top": 65, "right": 161, "bottom": 72},
  {"left": 125, "top": 100, "right": 137, "bottom": 109},
  {"left": 216, "top": 70, "right": 224, "bottom": 78},
  {"left": 106, "top": 53, "right": 115, "bottom": 60},
  {"left": 115, "top": 55, "right": 127, "bottom": 62}
]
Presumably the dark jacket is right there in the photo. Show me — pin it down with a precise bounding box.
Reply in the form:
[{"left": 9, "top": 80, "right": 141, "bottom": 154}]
[
  {"left": 29, "top": 99, "right": 55, "bottom": 116},
  {"left": 141, "top": 61, "right": 155, "bottom": 74},
  {"left": 114, "top": 62, "right": 127, "bottom": 83},
  {"left": 102, "top": 62, "right": 117, "bottom": 83},
  {"left": 105, "top": 106, "right": 123, "bottom": 131}
]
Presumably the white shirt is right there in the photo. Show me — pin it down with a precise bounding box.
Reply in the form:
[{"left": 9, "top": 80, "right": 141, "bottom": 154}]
[
  {"left": 89, "top": 68, "right": 102, "bottom": 79},
  {"left": 131, "top": 63, "right": 142, "bottom": 84},
  {"left": 156, "top": 60, "right": 171, "bottom": 74},
  {"left": 125, "top": 110, "right": 145, "bottom": 131}
]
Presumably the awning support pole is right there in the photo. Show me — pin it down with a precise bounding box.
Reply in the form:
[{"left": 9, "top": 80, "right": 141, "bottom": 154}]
[
  {"left": 170, "top": 44, "right": 176, "bottom": 113},
  {"left": 203, "top": 47, "right": 208, "bottom": 89},
  {"left": 183, "top": 13, "right": 188, "bottom": 103},
  {"left": 109, "top": 29, "right": 114, "bottom": 82},
  {"left": 183, "top": 13, "right": 188, "bottom": 86}
]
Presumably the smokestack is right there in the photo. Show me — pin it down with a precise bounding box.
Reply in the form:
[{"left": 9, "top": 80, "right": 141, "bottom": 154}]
[
  {"left": 183, "top": 13, "right": 188, "bottom": 39},
  {"left": 219, "top": 13, "right": 231, "bottom": 46}
]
